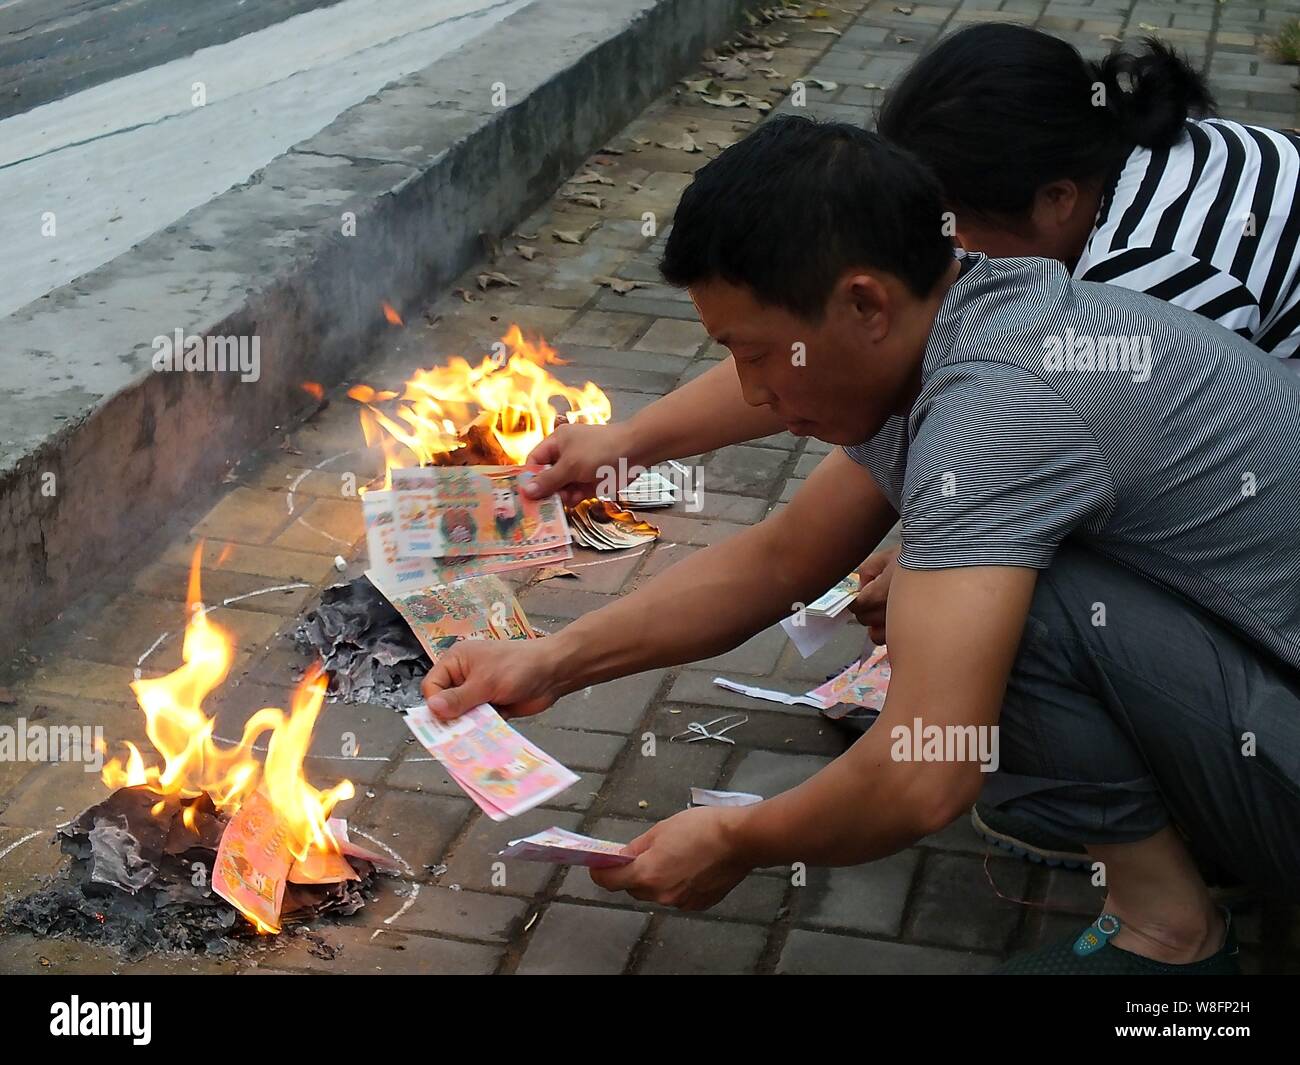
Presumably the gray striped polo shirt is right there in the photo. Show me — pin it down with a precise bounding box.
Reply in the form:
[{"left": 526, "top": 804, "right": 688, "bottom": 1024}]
[{"left": 844, "top": 251, "right": 1300, "bottom": 672}]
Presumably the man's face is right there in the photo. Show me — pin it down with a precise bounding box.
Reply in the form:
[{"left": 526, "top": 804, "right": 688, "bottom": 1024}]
[{"left": 689, "top": 275, "right": 916, "bottom": 446}]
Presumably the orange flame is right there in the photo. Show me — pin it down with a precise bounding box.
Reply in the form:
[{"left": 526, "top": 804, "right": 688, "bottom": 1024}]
[
  {"left": 350, "top": 325, "right": 610, "bottom": 484},
  {"left": 101, "top": 545, "right": 354, "bottom": 928},
  {"left": 382, "top": 301, "right": 403, "bottom": 326},
  {"left": 301, "top": 381, "right": 324, "bottom": 400}
]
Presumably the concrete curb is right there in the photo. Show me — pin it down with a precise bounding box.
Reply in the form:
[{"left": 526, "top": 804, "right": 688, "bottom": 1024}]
[{"left": 0, "top": 0, "right": 753, "bottom": 650}]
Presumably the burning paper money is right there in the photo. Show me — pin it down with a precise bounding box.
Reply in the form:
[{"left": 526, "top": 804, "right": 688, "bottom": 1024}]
[
  {"left": 403, "top": 702, "right": 578, "bottom": 820},
  {"left": 568, "top": 497, "right": 659, "bottom": 550},
  {"left": 498, "top": 827, "right": 633, "bottom": 868},
  {"left": 213, "top": 790, "right": 295, "bottom": 934}
]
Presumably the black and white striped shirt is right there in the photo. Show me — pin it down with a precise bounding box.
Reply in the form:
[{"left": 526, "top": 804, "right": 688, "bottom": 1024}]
[
  {"left": 1076, "top": 117, "right": 1300, "bottom": 365},
  {"left": 845, "top": 252, "right": 1300, "bottom": 671}
]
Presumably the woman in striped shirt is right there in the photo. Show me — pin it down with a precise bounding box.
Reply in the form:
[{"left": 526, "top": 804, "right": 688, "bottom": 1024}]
[{"left": 879, "top": 23, "right": 1300, "bottom": 368}]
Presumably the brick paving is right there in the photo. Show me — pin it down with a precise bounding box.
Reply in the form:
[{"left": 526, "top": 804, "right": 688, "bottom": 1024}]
[{"left": 3, "top": 0, "right": 1300, "bottom": 974}]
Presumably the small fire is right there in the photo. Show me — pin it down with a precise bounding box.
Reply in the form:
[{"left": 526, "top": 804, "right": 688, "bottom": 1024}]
[
  {"left": 101, "top": 546, "right": 354, "bottom": 926},
  {"left": 382, "top": 301, "right": 404, "bottom": 327},
  {"left": 301, "top": 381, "right": 324, "bottom": 401},
  {"left": 349, "top": 325, "right": 610, "bottom": 483}
]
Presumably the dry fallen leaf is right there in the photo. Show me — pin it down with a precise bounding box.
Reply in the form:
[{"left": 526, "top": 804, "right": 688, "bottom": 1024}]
[
  {"left": 659, "top": 131, "right": 701, "bottom": 152},
  {"left": 756, "top": 66, "right": 785, "bottom": 79},
  {"left": 280, "top": 435, "right": 303, "bottom": 456},
  {"left": 893, "top": 3, "right": 914, "bottom": 12},
  {"left": 594, "top": 275, "right": 651, "bottom": 295},
  {"left": 567, "top": 192, "right": 605, "bottom": 208},
  {"left": 535, "top": 565, "right": 578, "bottom": 582},
  {"left": 476, "top": 271, "right": 519, "bottom": 291},
  {"left": 515, "top": 230, "right": 539, "bottom": 240},
  {"left": 628, "top": 181, "right": 644, "bottom": 191},
  {"left": 894, "top": 33, "right": 914, "bottom": 44},
  {"left": 701, "top": 92, "right": 746, "bottom": 108},
  {"left": 516, "top": 244, "right": 537, "bottom": 261},
  {"left": 863, "top": 82, "right": 886, "bottom": 91},
  {"left": 1138, "top": 21, "right": 1160, "bottom": 32},
  {"left": 1099, "top": 33, "right": 1123, "bottom": 44},
  {"left": 570, "top": 170, "right": 614, "bottom": 186},
  {"left": 681, "top": 77, "right": 715, "bottom": 94},
  {"left": 811, "top": 25, "right": 842, "bottom": 35},
  {"left": 703, "top": 56, "right": 749, "bottom": 80},
  {"left": 452, "top": 287, "right": 478, "bottom": 302},
  {"left": 632, "top": 136, "right": 651, "bottom": 145},
  {"left": 809, "top": 78, "right": 838, "bottom": 91}
]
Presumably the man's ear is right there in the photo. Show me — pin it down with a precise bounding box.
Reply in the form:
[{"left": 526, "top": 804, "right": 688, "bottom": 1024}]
[
  {"left": 1034, "top": 180, "right": 1080, "bottom": 229},
  {"left": 843, "top": 272, "right": 891, "bottom": 342}
]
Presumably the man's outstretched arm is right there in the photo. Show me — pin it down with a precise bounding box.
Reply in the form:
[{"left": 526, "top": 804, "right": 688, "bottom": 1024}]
[
  {"left": 526, "top": 359, "right": 787, "bottom": 503},
  {"left": 591, "top": 561, "right": 1040, "bottom": 909},
  {"left": 423, "top": 449, "right": 897, "bottom": 717}
]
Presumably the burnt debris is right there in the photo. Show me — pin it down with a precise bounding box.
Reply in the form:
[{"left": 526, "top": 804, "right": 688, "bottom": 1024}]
[
  {"left": 2, "top": 787, "right": 377, "bottom": 959},
  {"left": 295, "top": 576, "right": 429, "bottom": 709}
]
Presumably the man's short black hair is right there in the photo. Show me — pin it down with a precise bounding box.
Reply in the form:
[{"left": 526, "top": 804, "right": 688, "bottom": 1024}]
[{"left": 660, "top": 116, "right": 952, "bottom": 319}]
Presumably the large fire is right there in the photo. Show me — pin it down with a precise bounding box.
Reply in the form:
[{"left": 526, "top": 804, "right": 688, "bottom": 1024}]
[
  {"left": 349, "top": 324, "right": 611, "bottom": 480},
  {"left": 101, "top": 546, "right": 354, "bottom": 927}
]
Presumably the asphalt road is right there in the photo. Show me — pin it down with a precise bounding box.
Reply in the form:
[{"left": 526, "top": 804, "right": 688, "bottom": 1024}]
[{"left": 0, "top": 0, "right": 353, "bottom": 120}]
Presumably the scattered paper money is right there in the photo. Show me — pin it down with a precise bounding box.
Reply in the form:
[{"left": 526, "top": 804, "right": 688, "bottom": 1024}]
[
  {"left": 714, "top": 646, "right": 892, "bottom": 716},
  {"left": 392, "top": 465, "right": 571, "bottom": 559},
  {"left": 618, "top": 467, "right": 679, "bottom": 508},
  {"left": 404, "top": 703, "right": 579, "bottom": 820},
  {"left": 808, "top": 646, "right": 891, "bottom": 716},
  {"left": 690, "top": 787, "right": 763, "bottom": 808},
  {"left": 712, "top": 677, "right": 826, "bottom": 708},
  {"left": 213, "top": 790, "right": 294, "bottom": 932},
  {"left": 499, "top": 827, "right": 633, "bottom": 868}
]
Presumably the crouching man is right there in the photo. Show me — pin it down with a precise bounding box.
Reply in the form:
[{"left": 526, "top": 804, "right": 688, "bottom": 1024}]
[{"left": 423, "top": 117, "right": 1300, "bottom": 974}]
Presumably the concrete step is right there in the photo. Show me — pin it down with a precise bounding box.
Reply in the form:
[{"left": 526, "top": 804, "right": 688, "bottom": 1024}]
[{"left": 0, "top": 0, "right": 753, "bottom": 650}]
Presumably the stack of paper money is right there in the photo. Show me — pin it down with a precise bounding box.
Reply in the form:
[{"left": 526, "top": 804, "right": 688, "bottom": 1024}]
[
  {"left": 390, "top": 464, "right": 572, "bottom": 565},
  {"left": 361, "top": 464, "right": 568, "bottom": 662},
  {"left": 806, "top": 574, "right": 860, "bottom": 618},
  {"left": 780, "top": 572, "right": 862, "bottom": 657},
  {"left": 403, "top": 702, "right": 578, "bottom": 820},
  {"left": 618, "top": 467, "right": 679, "bottom": 508},
  {"left": 568, "top": 497, "right": 660, "bottom": 550}
]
